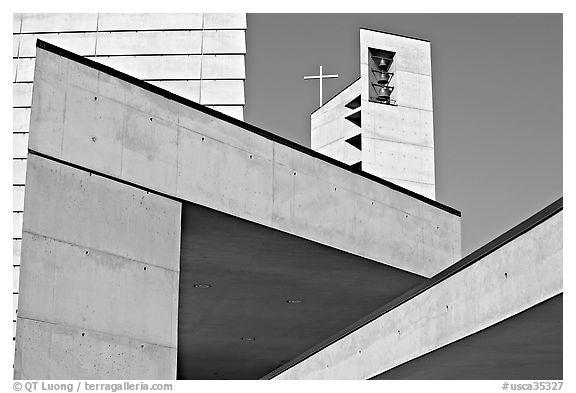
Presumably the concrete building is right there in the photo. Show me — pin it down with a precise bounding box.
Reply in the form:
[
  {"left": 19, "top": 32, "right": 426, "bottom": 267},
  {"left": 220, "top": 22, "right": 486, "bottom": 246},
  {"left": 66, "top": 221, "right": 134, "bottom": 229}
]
[
  {"left": 268, "top": 198, "right": 562, "bottom": 379},
  {"left": 12, "top": 12, "right": 247, "bottom": 351},
  {"left": 13, "top": 26, "right": 562, "bottom": 380},
  {"left": 311, "top": 29, "right": 436, "bottom": 199}
]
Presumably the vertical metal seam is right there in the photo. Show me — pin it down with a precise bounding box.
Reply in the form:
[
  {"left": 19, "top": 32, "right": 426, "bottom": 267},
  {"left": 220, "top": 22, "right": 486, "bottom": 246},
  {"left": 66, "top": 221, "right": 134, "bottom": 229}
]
[
  {"left": 94, "top": 13, "right": 100, "bottom": 57},
  {"left": 14, "top": 16, "right": 22, "bottom": 82},
  {"left": 198, "top": 13, "right": 205, "bottom": 104}
]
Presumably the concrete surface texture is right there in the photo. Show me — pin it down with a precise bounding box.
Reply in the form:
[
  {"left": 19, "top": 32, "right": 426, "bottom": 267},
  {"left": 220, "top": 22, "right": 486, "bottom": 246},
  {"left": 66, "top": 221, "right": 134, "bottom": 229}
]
[
  {"left": 12, "top": 13, "right": 247, "bottom": 347},
  {"left": 360, "top": 30, "right": 435, "bottom": 199},
  {"left": 15, "top": 155, "right": 181, "bottom": 379},
  {"left": 310, "top": 29, "right": 435, "bottom": 199},
  {"left": 372, "top": 294, "right": 562, "bottom": 379},
  {"left": 15, "top": 42, "right": 462, "bottom": 379},
  {"left": 272, "top": 208, "right": 562, "bottom": 379},
  {"left": 28, "top": 45, "right": 461, "bottom": 278},
  {"left": 311, "top": 79, "right": 362, "bottom": 166}
]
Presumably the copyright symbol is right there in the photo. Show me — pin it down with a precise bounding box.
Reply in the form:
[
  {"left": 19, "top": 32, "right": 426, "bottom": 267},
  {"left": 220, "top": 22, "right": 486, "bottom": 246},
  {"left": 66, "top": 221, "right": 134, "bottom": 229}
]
[{"left": 13, "top": 382, "right": 22, "bottom": 391}]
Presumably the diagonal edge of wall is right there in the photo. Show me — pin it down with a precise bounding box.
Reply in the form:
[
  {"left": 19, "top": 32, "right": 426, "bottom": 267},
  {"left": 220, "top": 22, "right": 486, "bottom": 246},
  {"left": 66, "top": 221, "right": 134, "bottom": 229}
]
[
  {"left": 268, "top": 198, "right": 562, "bottom": 379},
  {"left": 15, "top": 154, "right": 181, "bottom": 379},
  {"left": 310, "top": 79, "right": 362, "bottom": 166},
  {"left": 28, "top": 40, "right": 461, "bottom": 278}
]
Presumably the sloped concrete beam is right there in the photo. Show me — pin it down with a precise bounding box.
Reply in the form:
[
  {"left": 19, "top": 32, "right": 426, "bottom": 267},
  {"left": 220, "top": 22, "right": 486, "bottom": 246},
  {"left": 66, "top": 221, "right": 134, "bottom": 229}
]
[
  {"left": 270, "top": 202, "right": 562, "bottom": 379},
  {"left": 28, "top": 43, "right": 461, "bottom": 278}
]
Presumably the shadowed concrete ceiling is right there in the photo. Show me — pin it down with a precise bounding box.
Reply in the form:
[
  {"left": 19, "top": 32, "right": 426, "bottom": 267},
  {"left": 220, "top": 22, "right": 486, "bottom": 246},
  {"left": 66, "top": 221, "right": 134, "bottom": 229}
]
[
  {"left": 372, "top": 294, "right": 563, "bottom": 380},
  {"left": 177, "top": 202, "right": 427, "bottom": 379}
]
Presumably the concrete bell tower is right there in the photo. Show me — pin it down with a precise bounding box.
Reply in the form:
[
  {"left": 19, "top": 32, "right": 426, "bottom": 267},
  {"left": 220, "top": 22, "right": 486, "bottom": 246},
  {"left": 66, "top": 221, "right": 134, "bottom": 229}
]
[{"left": 311, "top": 28, "right": 436, "bottom": 199}]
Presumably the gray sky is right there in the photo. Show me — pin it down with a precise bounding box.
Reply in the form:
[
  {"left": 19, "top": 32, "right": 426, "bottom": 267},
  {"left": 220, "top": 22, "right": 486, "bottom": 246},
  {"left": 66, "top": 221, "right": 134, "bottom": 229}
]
[{"left": 244, "top": 13, "right": 563, "bottom": 256}]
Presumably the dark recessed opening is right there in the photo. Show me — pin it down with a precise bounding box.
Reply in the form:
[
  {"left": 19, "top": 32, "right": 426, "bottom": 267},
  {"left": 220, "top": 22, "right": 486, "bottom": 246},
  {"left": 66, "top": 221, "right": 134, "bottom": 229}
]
[
  {"left": 368, "top": 47, "right": 397, "bottom": 106},
  {"left": 345, "top": 110, "right": 361, "bottom": 128},
  {"left": 345, "top": 95, "right": 361, "bottom": 110},
  {"left": 176, "top": 202, "right": 426, "bottom": 380},
  {"left": 350, "top": 161, "right": 362, "bottom": 172},
  {"left": 345, "top": 134, "right": 362, "bottom": 151}
]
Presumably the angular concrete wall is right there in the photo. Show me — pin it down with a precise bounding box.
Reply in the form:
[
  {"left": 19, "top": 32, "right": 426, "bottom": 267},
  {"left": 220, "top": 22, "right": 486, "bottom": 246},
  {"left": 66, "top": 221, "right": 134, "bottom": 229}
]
[
  {"left": 311, "top": 79, "right": 361, "bottom": 166},
  {"left": 372, "top": 294, "right": 562, "bottom": 379},
  {"left": 271, "top": 207, "right": 562, "bottom": 379},
  {"left": 29, "top": 45, "right": 461, "bottom": 278},
  {"left": 360, "top": 29, "right": 435, "bottom": 199},
  {"left": 12, "top": 13, "right": 247, "bottom": 345},
  {"left": 310, "top": 29, "right": 435, "bottom": 199},
  {"left": 15, "top": 155, "right": 181, "bottom": 379},
  {"left": 16, "top": 43, "right": 462, "bottom": 378}
]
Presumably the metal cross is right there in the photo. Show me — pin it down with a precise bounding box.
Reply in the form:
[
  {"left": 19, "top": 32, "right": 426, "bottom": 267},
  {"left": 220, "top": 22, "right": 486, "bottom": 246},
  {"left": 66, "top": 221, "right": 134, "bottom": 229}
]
[{"left": 304, "top": 65, "right": 339, "bottom": 107}]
